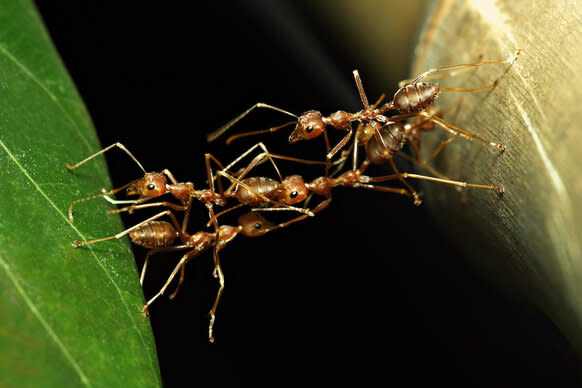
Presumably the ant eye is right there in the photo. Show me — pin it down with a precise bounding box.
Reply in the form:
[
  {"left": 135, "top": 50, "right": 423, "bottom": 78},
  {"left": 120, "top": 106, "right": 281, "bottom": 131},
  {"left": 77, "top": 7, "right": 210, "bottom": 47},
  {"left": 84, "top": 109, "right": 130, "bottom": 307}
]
[
  {"left": 254, "top": 223, "right": 262, "bottom": 230},
  {"left": 305, "top": 125, "right": 313, "bottom": 133},
  {"left": 289, "top": 191, "right": 298, "bottom": 199},
  {"left": 147, "top": 183, "right": 156, "bottom": 190}
]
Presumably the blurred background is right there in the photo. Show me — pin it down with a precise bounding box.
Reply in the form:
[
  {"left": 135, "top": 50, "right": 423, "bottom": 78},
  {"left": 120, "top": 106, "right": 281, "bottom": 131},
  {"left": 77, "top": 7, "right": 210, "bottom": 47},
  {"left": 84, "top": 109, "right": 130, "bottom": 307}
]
[{"left": 35, "top": 1, "right": 581, "bottom": 386}]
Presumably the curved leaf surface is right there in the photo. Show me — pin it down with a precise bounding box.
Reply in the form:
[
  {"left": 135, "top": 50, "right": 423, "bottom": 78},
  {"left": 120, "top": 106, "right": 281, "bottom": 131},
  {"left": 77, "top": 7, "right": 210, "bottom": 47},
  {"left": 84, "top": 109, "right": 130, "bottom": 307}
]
[{"left": 0, "top": 2, "right": 161, "bottom": 387}]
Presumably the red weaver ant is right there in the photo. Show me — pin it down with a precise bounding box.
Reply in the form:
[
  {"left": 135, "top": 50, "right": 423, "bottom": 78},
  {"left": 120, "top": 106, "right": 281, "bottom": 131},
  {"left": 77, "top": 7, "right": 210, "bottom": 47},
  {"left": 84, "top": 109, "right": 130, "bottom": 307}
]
[
  {"left": 207, "top": 53, "right": 518, "bottom": 163},
  {"left": 67, "top": 142, "right": 318, "bottom": 225},
  {"left": 72, "top": 208, "right": 289, "bottom": 343},
  {"left": 67, "top": 143, "right": 224, "bottom": 228}
]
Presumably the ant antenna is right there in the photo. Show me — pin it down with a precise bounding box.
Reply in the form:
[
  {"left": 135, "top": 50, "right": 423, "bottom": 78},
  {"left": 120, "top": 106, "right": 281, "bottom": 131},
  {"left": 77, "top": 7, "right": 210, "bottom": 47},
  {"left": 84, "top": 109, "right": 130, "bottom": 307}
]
[
  {"left": 206, "top": 102, "right": 297, "bottom": 143},
  {"left": 66, "top": 142, "right": 147, "bottom": 174}
]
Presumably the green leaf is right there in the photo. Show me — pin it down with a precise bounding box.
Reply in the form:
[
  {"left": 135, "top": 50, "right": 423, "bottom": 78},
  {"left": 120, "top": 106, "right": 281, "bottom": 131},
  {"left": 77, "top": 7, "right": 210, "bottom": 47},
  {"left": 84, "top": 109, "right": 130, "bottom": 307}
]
[{"left": 0, "top": 2, "right": 161, "bottom": 387}]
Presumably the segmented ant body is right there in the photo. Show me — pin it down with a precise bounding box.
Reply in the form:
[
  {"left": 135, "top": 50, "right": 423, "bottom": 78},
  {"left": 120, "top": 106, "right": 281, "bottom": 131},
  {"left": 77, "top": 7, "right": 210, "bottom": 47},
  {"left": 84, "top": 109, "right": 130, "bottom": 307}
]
[
  {"left": 67, "top": 50, "right": 519, "bottom": 343},
  {"left": 73, "top": 208, "right": 282, "bottom": 343},
  {"left": 358, "top": 103, "right": 454, "bottom": 168},
  {"left": 300, "top": 158, "right": 504, "bottom": 216},
  {"left": 208, "top": 53, "right": 518, "bottom": 164},
  {"left": 227, "top": 175, "right": 309, "bottom": 207},
  {"left": 67, "top": 142, "right": 317, "bottom": 225},
  {"left": 67, "top": 143, "right": 227, "bottom": 224}
]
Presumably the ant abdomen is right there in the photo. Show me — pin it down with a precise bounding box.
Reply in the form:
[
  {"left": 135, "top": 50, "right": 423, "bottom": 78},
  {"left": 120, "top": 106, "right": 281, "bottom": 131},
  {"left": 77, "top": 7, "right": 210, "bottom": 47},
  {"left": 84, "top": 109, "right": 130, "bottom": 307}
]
[
  {"left": 129, "top": 221, "right": 178, "bottom": 248},
  {"left": 365, "top": 123, "right": 407, "bottom": 165},
  {"left": 392, "top": 82, "right": 440, "bottom": 114},
  {"left": 235, "top": 177, "right": 281, "bottom": 206}
]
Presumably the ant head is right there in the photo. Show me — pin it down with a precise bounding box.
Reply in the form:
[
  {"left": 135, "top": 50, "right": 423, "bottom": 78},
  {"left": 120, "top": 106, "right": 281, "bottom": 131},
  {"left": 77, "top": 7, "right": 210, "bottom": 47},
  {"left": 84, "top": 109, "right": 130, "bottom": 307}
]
[
  {"left": 278, "top": 175, "right": 309, "bottom": 204},
  {"left": 289, "top": 110, "right": 325, "bottom": 143},
  {"left": 126, "top": 172, "right": 168, "bottom": 198},
  {"left": 238, "top": 212, "right": 274, "bottom": 237}
]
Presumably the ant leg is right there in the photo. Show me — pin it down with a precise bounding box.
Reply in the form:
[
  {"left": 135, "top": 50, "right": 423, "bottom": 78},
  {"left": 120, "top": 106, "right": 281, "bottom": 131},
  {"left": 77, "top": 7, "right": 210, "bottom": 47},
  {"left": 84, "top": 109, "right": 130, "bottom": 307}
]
[
  {"left": 352, "top": 129, "right": 361, "bottom": 171},
  {"left": 259, "top": 152, "right": 327, "bottom": 167},
  {"left": 322, "top": 128, "right": 331, "bottom": 156},
  {"left": 207, "top": 203, "right": 245, "bottom": 227},
  {"left": 225, "top": 122, "right": 296, "bottom": 145},
  {"left": 142, "top": 249, "right": 200, "bottom": 315},
  {"left": 169, "top": 265, "right": 187, "bottom": 300},
  {"left": 179, "top": 197, "right": 195, "bottom": 235},
  {"left": 66, "top": 142, "right": 147, "bottom": 174},
  {"left": 353, "top": 70, "right": 371, "bottom": 109},
  {"left": 398, "top": 56, "right": 485, "bottom": 87},
  {"left": 396, "top": 152, "right": 450, "bottom": 181},
  {"left": 68, "top": 179, "right": 139, "bottom": 222},
  {"left": 429, "top": 115, "right": 505, "bottom": 150},
  {"left": 217, "top": 170, "right": 315, "bottom": 217},
  {"left": 140, "top": 245, "right": 189, "bottom": 286},
  {"left": 439, "top": 80, "right": 498, "bottom": 93},
  {"left": 353, "top": 182, "right": 411, "bottom": 198},
  {"left": 247, "top": 197, "right": 331, "bottom": 236},
  {"left": 402, "top": 173, "right": 503, "bottom": 193},
  {"left": 221, "top": 142, "right": 284, "bottom": 182},
  {"left": 349, "top": 90, "right": 388, "bottom": 171},
  {"left": 240, "top": 149, "right": 330, "bottom": 181},
  {"left": 204, "top": 153, "right": 227, "bottom": 211},
  {"left": 72, "top": 210, "right": 173, "bottom": 247},
  {"left": 69, "top": 192, "right": 110, "bottom": 222},
  {"left": 407, "top": 57, "right": 514, "bottom": 85},
  {"left": 326, "top": 129, "right": 354, "bottom": 161},
  {"left": 388, "top": 158, "right": 422, "bottom": 205},
  {"left": 108, "top": 201, "right": 188, "bottom": 215},
  {"left": 422, "top": 134, "right": 461, "bottom": 165},
  {"left": 370, "top": 127, "right": 422, "bottom": 205},
  {"left": 368, "top": 172, "right": 503, "bottom": 193},
  {"left": 223, "top": 145, "right": 326, "bottom": 189},
  {"left": 322, "top": 71, "right": 381, "bottom": 163},
  {"left": 207, "top": 102, "right": 298, "bottom": 143},
  {"left": 208, "top": 247, "right": 224, "bottom": 343},
  {"left": 403, "top": 100, "right": 464, "bottom": 163},
  {"left": 327, "top": 147, "right": 351, "bottom": 179},
  {"left": 352, "top": 70, "right": 387, "bottom": 110},
  {"left": 101, "top": 194, "right": 140, "bottom": 206},
  {"left": 249, "top": 206, "right": 314, "bottom": 215},
  {"left": 161, "top": 169, "right": 180, "bottom": 185}
]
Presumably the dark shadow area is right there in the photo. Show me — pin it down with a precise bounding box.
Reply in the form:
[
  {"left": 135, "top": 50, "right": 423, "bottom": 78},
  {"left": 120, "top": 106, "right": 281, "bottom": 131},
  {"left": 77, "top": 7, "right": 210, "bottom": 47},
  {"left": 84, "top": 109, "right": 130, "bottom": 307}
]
[{"left": 36, "top": 1, "right": 581, "bottom": 386}]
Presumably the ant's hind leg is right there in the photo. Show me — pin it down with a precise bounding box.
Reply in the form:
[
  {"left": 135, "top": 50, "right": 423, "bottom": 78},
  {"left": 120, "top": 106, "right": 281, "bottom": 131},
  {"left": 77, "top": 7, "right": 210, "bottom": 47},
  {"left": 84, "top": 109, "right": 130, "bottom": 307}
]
[
  {"left": 72, "top": 210, "right": 174, "bottom": 247},
  {"left": 208, "top": 248, "right": 225, "bottom": 343},
  {"left": 142, "top": 249, "right": 200, "bottom": 315},
  {"left": 169, "top": 265, "right": 186, "bottom": 300},
  {"left": 140, "top": 245, "right": 189, "bottom": 286},
  {"left": 406, "top": 57, "right": 510, "bottom": 86}
]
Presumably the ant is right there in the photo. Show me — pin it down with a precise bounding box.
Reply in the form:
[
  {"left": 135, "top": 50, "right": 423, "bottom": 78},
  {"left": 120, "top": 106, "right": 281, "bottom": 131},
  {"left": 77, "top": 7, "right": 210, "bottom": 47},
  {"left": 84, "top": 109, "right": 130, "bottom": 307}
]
[
  {"left": 67, "top": 142, "right": 317, "bottom": 226},
  {"left": 72, "top": 207, "right": 302, "bottom": 343},
  {"left": 249, "top": 120, "right": 505, "bottom": 220},
  {"left": 303, "top": 161, "right": 502, "bottom": 217},
  {"left": 207, "top": 52, "right": 518, "bottom": 164},
  {"left": 67, "top": 143, "right": 223, "bottom": 227},
  {"left": 203, "top": 141, "right": 337, "bottom": 221}
]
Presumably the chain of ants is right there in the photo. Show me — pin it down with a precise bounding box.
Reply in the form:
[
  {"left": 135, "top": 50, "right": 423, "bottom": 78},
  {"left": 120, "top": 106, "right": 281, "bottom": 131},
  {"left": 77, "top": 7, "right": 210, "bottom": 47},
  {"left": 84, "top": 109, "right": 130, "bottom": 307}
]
[{"left": 67, "top": 51, "right": 519, "bottom": 343}]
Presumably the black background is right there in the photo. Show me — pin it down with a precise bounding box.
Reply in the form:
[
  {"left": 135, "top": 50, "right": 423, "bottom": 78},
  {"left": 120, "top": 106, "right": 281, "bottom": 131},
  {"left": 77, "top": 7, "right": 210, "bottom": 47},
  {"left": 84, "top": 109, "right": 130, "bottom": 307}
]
[{"left": 36, "top": 1, "right": 581, "bottom": 386}]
